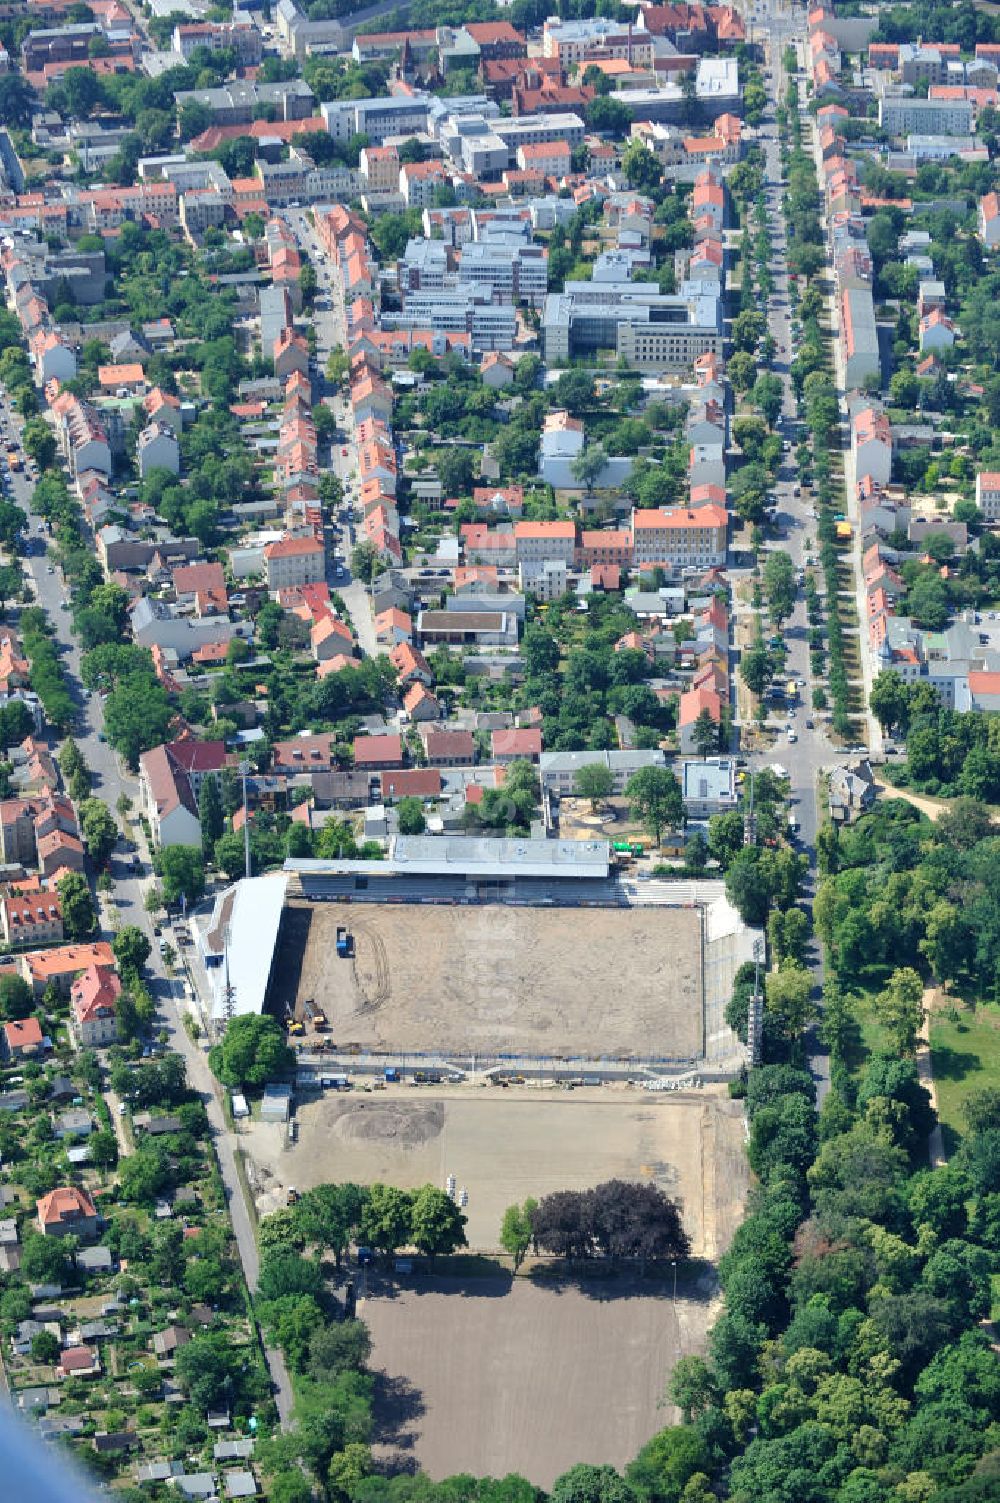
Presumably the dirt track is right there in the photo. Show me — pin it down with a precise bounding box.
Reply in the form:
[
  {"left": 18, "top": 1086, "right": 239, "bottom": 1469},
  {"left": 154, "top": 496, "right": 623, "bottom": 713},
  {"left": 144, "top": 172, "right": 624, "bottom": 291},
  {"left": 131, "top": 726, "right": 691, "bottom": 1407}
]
[{"left": 278, "top": 902, "right": 704, "bottom": 1060}]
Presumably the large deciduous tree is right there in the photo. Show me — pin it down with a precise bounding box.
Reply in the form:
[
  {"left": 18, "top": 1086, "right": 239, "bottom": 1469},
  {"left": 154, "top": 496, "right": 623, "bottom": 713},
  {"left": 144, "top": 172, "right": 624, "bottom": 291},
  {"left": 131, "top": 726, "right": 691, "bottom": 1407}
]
[
  {"left": 57, "top": 871, "right": 97, "bottom": 941},
  {"left": 208, "top": 1014, "right": 294, "bottom": 1090},
  {"left": 625, "top": 766, "right": 683, "bottom": 846},
  {"left": 869, "top": 670, "right": 910, "bottom": 735},
  {"left": 113, "top": 924, "right": 151, "bottom": 975},
  {"left": 530, "top": 1182, "right": 688, "bottom": 1263},
  {"left": 78, "top": 797, "right": 118, "bottom": 868},
  {"left": 359, "top": 1184, "right": 414, "bottom": 1260},
  {"left": 500, "top": 1199, "right": 537, "bottom": 1272},
  {"left": 574, "top": 762, "right": 614, "bottom": 810},
  {"left": 875, "top": 967, "right": 925, "bottom": 1056},
  {"left": 409, "top": 1184, "right": 467, "bottom": 1263},
  {"left": 295, "top": 1183, "right": 365, "bottom": 1266},
  {"left": 155, "top": 846, "right": 205, "bottom": 907}
]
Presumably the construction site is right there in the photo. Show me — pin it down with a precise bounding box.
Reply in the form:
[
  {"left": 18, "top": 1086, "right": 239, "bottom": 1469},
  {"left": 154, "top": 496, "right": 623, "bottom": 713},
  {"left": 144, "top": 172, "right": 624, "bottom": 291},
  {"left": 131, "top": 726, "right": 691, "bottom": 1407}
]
[
  {"left": 276, "top": 899, "right": 707, "bottom": 1064},
  {"left": 273, "top": 840, "right": 756, "bottom": 1075}
]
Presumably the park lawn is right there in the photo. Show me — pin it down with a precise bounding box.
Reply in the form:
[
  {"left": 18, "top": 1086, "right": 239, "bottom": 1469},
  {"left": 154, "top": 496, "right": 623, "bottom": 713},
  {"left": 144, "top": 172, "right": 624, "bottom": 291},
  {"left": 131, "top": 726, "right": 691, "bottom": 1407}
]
[
  {"left": 929, "top": 1000, "right": 1000, "bottom": 1146},
  {"left": 843, "top": 988, "right": 894, "bottom": 1078}
]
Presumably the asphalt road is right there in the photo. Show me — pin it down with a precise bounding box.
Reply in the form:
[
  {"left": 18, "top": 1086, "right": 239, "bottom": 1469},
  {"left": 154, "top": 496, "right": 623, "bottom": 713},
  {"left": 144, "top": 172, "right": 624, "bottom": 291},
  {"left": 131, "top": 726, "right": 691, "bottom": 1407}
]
[
  {"left": 282, "top": 208, "right": 381, "bottom": 656},
  {"left": 0, "top": 395, "right": 294, "bottom": 1426},
  {"left": 746, "top": 16, "right": 833, "bottom": 1098}
]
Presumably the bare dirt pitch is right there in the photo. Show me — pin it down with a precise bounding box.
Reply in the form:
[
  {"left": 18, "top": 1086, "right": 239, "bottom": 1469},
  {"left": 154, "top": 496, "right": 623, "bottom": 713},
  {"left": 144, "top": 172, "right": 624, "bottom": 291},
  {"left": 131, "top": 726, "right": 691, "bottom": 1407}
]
[
  {"left": 277, "top": 902, "right": 704, "bottom": 1060},
  {"left": 246, "top": 1084, "right": 748, "bottom": 1258},
  {"left": 365, "top": 1273, "right": 715, "bottom": 1488}
]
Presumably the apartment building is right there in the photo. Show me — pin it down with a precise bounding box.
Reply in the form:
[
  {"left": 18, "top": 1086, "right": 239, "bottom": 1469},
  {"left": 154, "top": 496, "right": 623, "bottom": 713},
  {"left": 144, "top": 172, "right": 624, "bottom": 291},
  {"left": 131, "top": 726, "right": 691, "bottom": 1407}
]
[
  {"left": 979, "top": 191, "right": 1000, "bottom": 248},
  {"left": 852, "top": 407, "right": 893, "bottom": 486},
  {"left": 70, "top": 964, "right": 121, "bottom": 1049},
  {"left": 840, "top": 285, "right": 880, "bottom": 390},
  {"left": 23, "top": 22, "right": 102, "bottom": 70},
  {"left": 630, "top": 504, "right": 728, "bottom": 568},
  {"left": 275, "top": 0, "right": 346, "bottom": 58},
  {"left": 514, "top": 520, "right": 577, "bottom": 564},
  {"left": 543, "top": 279, "right": 722, "bottom": 370},
  {"left": 20, "top": 942, "right": 116, "bottom": 999},
  {"left": 399, "top": 160, "right": 451, "bottom": 209},
  {"left": 137, "top": 421, "right": 179, "bottom": 478},
  {"left": 878, "top": 96, "right": 973, "bottom": 136},
  {"left": 541, "top": 16, "right": 654, "bottom": 68},
  {"left": 139, "top": 738, "right": 227, "bottom": 849},
  {"left": 321, "top": 93, "right": 429, "bottom": 145},
  {"left": 1, "top": 888, "right": 63, "bottom": 948},
  {"left": 575, "top": 529, "right": 632, "bottom": 570},
  {"left": 171, "top": 19, "right": 262, "bottom": 64},
  {"left": 352, "top": 27, "right": 438, "bottom": 64},
  {"left": 975, "top": 471, "right": 1000, "bottom": 521},
  {"left": 516, "top": 139, "right": 572, "bottom": 178},
  {"left": 897, "top": 43, "right": 955, "bottom": 87},
  {"left": 264, "top": 535, "right": 325, "bottom": 590},
  {"left": 174, "top": 79, "right": 315, "bottom": 128}
]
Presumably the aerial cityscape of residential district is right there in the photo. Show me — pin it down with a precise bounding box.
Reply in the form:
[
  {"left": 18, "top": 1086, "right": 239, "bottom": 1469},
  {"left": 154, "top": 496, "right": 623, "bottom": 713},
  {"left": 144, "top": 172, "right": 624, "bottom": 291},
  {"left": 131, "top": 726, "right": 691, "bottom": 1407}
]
[{"left": 0, "top": 0, "right": 997, "bottom": 1497}]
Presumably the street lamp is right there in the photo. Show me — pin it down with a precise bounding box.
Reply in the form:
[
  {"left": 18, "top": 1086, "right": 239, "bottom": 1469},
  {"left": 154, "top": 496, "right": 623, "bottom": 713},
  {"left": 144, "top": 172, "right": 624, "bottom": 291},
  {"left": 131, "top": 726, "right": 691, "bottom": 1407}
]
[{"left": 671, "top": 1260, "right": 677, "bottom": 1302}]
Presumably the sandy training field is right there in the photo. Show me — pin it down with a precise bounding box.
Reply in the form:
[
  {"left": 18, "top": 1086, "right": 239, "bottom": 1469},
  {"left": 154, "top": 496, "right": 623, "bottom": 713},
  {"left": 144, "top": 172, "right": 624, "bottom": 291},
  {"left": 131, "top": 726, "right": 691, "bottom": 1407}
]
[
  {"left": 277, "top": 902, "right": 704, "bottom": 1061},
  {"left": 364, "top": 1274, "right": 716, "bottom": 1487},
  {"left": 246, "top": 1084, "right": 747, "bottom": 1258}
]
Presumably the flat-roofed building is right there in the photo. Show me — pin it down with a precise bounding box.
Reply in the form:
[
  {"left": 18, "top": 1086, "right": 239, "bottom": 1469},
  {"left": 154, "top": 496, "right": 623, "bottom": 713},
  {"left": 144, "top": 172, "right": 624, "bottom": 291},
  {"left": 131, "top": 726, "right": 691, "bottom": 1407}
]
[
  {"left": 879, "top": 95, "right": 973, "bottom": 137},
  {"left": 681, "top": 758, "right": 738, "bottom": 817},
  {"left": 197, "top": 874, "right": 289, "bottom": 1025},
  {"left": 417, "top": 609, "right": 519, "bottom": 647},
  {"left": 539, "top": 748, "right": 666, "bottom": 795}
]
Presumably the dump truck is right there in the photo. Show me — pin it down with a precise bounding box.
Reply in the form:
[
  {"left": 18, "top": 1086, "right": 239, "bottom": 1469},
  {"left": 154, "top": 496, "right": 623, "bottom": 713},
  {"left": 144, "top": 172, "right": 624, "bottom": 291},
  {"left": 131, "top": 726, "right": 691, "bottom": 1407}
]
[
  {"left": 303, "top": 998, "right": 329, "bottom": 1032},
  {"left": 336, "top": 926, "right": 351, "bottom": 958}
]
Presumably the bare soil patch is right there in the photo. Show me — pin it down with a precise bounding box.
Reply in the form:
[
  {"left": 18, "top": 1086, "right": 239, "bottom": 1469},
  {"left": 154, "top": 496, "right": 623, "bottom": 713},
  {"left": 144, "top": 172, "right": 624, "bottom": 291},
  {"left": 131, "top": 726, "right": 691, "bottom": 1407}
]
[
  {"left": 276, "top": 902, "right": 704, "bottom": 1060},
  {"left": 245, "top": 1084, "right": 748, "bottom": 1258},
  {"left": 364, "top": 1273, "right": 716, "bottom": 1488}
]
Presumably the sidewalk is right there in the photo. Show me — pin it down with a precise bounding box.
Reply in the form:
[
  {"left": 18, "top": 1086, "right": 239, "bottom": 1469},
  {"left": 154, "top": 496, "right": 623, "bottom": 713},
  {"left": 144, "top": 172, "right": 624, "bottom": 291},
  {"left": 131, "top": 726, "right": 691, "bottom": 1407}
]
[{"left": 918, "top": 990, "right": 947, "bottom": 1168}]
